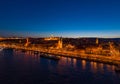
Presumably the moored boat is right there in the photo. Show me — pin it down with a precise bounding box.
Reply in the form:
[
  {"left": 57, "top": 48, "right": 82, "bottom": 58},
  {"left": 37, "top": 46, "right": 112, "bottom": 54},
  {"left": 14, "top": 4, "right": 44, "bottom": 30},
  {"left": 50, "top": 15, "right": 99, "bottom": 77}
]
[
  {"left": 40, "top": 54, "right": 60, "bottom": 60},
  {"left": 0, "top": 47, "right": 4, "bottom": 51},
  {"left": 115, "top": 64, "right": 120, "bottom": 72},
  {"left": 34, "top": 51, "right": 39, "bottom": 54}
]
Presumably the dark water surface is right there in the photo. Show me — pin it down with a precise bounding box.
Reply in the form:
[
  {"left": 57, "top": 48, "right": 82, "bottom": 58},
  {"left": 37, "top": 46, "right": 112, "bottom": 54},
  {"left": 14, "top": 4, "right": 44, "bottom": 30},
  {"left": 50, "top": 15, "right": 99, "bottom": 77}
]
[{"left": 0, "top": 49, "right": 120, "bottom": 84}]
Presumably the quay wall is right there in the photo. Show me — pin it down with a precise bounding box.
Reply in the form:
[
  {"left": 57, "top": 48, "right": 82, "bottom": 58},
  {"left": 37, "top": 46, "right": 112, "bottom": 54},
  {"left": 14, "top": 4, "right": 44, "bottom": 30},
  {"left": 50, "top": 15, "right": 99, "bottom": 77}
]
[{"left": 0, "top": 44, "right": 120, "bottom": 65}]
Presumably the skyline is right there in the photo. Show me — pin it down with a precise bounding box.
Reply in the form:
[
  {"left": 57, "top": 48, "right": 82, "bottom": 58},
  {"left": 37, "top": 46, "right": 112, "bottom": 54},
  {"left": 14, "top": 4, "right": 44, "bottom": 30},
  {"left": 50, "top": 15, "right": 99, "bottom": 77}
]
[{"left": 0, "top": 0, "right": 120, "bottom": 37}]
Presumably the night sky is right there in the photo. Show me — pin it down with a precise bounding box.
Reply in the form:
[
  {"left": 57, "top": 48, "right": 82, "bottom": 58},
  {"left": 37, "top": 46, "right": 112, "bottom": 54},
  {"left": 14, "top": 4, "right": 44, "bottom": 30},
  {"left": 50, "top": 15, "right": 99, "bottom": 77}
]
[{"left": 0, "top": 0, "right": 120, "bottom": 37}]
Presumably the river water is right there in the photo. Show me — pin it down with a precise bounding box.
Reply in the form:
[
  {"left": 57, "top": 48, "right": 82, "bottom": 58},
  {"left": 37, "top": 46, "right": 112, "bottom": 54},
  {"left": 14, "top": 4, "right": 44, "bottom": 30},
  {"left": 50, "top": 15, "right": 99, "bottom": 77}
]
[{"left": 0, "top": 49, "right": 120, "bottom": 84}]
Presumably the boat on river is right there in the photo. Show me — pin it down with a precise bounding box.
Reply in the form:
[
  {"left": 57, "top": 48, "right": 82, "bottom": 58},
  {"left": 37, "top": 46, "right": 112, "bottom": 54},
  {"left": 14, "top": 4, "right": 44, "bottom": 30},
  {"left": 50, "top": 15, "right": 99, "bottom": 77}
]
[
  {"left": 115, "top": 64, "right": 120, "bottom": 72},
  {"left": 0, "top": 47, "right": 4, "bottom": 51},
  {"left": 40, "top": 54, "right": 60, "bottom": 60}
]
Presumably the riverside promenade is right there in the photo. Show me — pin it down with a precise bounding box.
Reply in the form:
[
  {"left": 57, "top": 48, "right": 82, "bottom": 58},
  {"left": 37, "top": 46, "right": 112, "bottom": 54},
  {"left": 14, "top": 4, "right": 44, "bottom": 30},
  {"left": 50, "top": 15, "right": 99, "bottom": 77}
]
[{"left": 0, "top": 43, "right": 120, "bottom": 65}]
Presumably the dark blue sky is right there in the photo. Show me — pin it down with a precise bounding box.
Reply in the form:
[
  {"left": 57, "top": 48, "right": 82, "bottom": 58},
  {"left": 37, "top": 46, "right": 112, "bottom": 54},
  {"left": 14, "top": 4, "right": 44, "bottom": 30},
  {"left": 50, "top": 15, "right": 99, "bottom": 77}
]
[{"left": 0, "top": 0, "right": 120, "bottom": 37}]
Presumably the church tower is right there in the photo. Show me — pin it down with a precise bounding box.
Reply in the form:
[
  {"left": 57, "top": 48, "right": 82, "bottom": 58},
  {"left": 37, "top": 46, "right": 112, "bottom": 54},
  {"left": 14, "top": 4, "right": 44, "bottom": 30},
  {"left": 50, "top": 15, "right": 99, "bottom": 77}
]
[
  {"left": 57, "top": 37, "right": 62, "bottom": 49},
  {"left": 25, "top": 38, "right": 30, "bottom": 47},
  {"left": 96, "top": 38, "right": 99, "bottom": 45}
]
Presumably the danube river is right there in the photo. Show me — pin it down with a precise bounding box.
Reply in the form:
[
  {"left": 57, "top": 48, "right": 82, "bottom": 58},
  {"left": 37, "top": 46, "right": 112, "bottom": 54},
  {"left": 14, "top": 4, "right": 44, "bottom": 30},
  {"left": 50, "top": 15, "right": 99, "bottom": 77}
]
[{"left": 0, "top": 49, "right": 120, "bottom": 84}]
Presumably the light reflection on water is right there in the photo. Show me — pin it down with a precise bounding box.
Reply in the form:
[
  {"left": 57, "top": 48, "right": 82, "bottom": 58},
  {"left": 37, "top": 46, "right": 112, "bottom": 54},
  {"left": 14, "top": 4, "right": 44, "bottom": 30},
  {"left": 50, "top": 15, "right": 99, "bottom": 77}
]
[
  {"left": 82, "top": 60, "right": 86, "bottom": 70},
  {"left": 0, "top": 49, "right": 120, "bottom": 84}
]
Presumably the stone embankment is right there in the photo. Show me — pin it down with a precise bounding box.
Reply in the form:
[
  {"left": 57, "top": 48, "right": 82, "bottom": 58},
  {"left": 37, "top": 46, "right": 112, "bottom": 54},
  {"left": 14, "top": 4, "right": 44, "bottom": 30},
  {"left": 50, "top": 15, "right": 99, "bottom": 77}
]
[{"left": 0, "top": 43, "right": 120, "bottom": 65}]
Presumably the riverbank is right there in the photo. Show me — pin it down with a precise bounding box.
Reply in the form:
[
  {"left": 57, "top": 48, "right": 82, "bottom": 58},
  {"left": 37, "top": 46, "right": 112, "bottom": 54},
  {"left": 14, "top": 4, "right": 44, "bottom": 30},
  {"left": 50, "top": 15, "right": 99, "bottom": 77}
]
[
  {"left": 0, "top": 43, "right": 120, "bottom": 65},
  {"left": 46, "top": 50, "right": 120, "bottom": 65}
]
